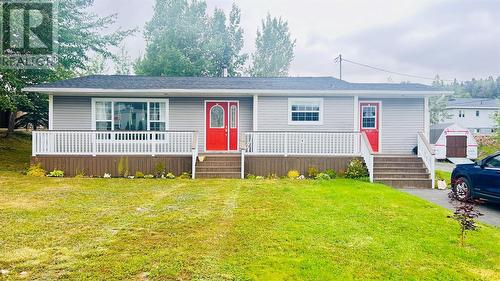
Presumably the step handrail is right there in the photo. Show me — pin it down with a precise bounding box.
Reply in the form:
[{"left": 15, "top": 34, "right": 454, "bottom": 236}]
[
  {"left": 417, "top": 132, "right": 435, "bottom": 188},
  {"left": 360, "top": 132, "right": 374, "bottom": 183}
]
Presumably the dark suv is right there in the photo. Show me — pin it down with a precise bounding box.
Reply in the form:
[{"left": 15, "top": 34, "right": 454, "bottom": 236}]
[{"left": 451, "top": 152, "right": 500, "bottom": 203}]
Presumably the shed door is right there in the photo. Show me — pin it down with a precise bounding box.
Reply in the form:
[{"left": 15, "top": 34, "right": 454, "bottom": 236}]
[{"left": 446, "top": 136, "right": 467, "bottom": 157}]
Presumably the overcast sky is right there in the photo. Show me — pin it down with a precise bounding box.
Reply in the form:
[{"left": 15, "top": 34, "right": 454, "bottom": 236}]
[{"left": 90, "top": 0, "right": 500, "bottom": 84}]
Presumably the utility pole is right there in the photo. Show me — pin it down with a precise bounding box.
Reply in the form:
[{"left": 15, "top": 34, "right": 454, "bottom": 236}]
[{"left": 334, "top": 54, "right": 342, "bottom": 80}]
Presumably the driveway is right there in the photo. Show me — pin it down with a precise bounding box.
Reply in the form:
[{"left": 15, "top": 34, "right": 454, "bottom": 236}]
[
  {"left": 436, "top": 161, "right": 456, "bottom": 173},
  {"left": 402, "top": 189, "right": 500, "bottom": 227}
]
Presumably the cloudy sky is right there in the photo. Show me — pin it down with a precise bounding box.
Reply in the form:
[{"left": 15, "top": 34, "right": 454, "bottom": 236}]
[{"left": 90, "top": 0, "right": 500, "bottom": 84}]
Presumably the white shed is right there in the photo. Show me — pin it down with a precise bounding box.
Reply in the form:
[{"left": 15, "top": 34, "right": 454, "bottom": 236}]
[{"left": 430, "top": 123, "right": 478, "bottom": 160}]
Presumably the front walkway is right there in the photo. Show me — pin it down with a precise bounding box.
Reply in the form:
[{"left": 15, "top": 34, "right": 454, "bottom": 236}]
[{"left": 402, "top": 188, "right": 500, "bottom": 227}]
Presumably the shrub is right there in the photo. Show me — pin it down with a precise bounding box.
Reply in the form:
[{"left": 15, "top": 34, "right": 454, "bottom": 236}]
[
  {"left": 135, "top": 171, "right": 145, "bottom": 178},
  {"left": 287, "top": 170, "right": 300, "bottom": 179},
  {"left": 117, "top": 157, "right": 129, "bottom": 177},
  {"left": 448, "top": 191, "right": 483, "bottom": 246},
  {"left": 256, "top": 176, "right": 265, "bottom": 180},
  {"left": 27, "top": 163, "right": 46, "bottom": 177},
  {"left": 345, "top": 159, "right": 369, "bottom": 179},
  {"left": 47, "top": 170, "right": 64, "bottom": 177},
  {"left": 179, "top": 172, "right": 191, "bottom": 179},
  {"left": 315, "top": 173, "right": 331, "bottom": 180},
  {"left": 103, "top": 173, "right": 112, "bottom": 178},
  {"left": 165, "top": 172, "right": 176, "bottom": 179},
  {"left": 144, "top": 174, "right": 155, "bottom": 179},
  {"left": 307, "top": 167, "right": 318, "bottom": 178},
  {"left": 267, "top": 173, "right": 278, "bottom": 180},
  {"left": 246, "top": 174, "right": 256, "bottom": 179},
  {"left": 75, "top": 169, "right": 86, "bottom": 178},
  {"left": 323, "top": 169, "right": 337, "bottom": 179},
  {"left": 154, "top": 162, "right": 166, "bottom": 177}
]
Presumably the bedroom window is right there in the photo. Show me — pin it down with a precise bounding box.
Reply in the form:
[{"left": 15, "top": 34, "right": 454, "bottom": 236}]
[
  {"left": 93, "top": 99, "right": 168, "bottom": 131},
  {"left": 288, "top": 98, "right": 323, "bottom": 125}
]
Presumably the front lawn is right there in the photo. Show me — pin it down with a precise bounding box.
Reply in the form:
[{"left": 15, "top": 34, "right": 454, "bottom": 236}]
[
  {"left": 0, "top": 173, "right": 499, "bottom": 280},
  {"left": 1, "top": 133, "right": 499, "bottom": 280}
]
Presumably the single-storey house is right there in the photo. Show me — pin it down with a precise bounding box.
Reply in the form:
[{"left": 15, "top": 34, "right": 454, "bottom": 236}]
[
  {"left": 430, "top": 123, "right": 478, "bottom": 160},
  {"left": 24, "top": 75, "right": 450, "bottom": 188}
]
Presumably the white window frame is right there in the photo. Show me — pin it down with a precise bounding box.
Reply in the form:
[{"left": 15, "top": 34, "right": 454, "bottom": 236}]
[
  {"left": 288, "top": 98, "right": 324, "bottom": 125},
  {"left": 91, "top": 98, "right": 169, "bottom": 131},
  {"left": 361, "top": 105, "right": 377, "bottom": 129}
]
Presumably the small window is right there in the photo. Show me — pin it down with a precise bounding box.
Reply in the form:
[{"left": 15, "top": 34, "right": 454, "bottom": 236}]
[
  {"left": 149, "top": 102, "right": 167, "bottom": 131},
  {"left": 362, "top": 106, "right": 377, "bottom": 129},
  {"left": 210, "top": 105, "right": 224, "bottom": 128},
  {"left": 95, "top": 101, "right": 112, "bottom": 131},
  {"left": 476, "top": 110, "right": 480, "bottom": 117},
  {"left": 289, "top": 98, "right": 323, "bottom": 124},
  {"left": 230, "top": 105, "right": 237, "bottom": 128},
  {"left": 459, "top": 110, "right": 465, "bottom": 118}
]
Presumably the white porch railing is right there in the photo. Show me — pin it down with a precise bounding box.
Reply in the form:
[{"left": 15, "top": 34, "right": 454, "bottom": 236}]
[
  {"left": 417, "top": 132, "right": 436, "bottom": 188},
  {"left": 245, "top": 131, "right": 361, "bottom": 156},
  {"left": 360, "top": 132, "right": 374, "bottom": 183},
  {"left": 32, "top": 130, "right": 197, "bottom": 156}
]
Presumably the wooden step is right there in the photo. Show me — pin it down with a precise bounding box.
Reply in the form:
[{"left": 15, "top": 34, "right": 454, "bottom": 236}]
[
  {"left": 196, "top": 167, "right": 241, "bottom": 173},
  {"left": 196, "top": 172, "right": 241, "bottom": 179},
  {"left": 374, "top": 157, "right": 422, "bottom": 163},
  {"left": 375, "top": 162, "right": 425, "bottom": 168},
  {"left": 198, "top": 156, "right": 241, "bottom": 162},
  {"left": 197, "top": 161, "right": 241, "bottom": 167},
  {"left": 374, "top": 173, "right": 430, "bottom": 179},
  {"left": 374, "top": 167, "right": 428, "bottom": 173},
  {"left": 375, "top": 179, "right": 432, "bottom": 189}
]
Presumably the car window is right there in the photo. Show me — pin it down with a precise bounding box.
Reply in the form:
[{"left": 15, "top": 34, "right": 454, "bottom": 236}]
[{"left": 485, "top": 156, "right": 500, "bottom": 168}]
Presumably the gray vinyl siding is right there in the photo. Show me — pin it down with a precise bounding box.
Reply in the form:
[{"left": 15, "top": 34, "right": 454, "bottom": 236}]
[
  {"left": 360, "top": 98, "right": 424, "bottom": 154},
  {"left": 169, "top": 97, "right": 253, "bottom": 151},
  {"left": 53, "top": 96, "right": 92, "bottom": 130},
  {"left": 257, "top": 96, "right": 355, "bottom": 131}
]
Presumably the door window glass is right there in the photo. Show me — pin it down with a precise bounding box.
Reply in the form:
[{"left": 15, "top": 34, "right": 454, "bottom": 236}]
[
  {"left": 230, "top": 105, "right": 237, "bottom": 128},
  {"left": 362, "top": 106, "right": 376, "bottom": 128},
  {"left": 210, "top": 105, "right": 224, "bottom": 128}
]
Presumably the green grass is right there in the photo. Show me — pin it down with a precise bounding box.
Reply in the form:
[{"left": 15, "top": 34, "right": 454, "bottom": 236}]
[
  {"left": 479, "top": 143, "right": 500, "bottom": 159},
  {"left": 0, "top": 131, "right": 32, "bottom": 172},
  {"left": 0, "top": 133, "right": 499, "bottom": 280},
  {"left": 436, "top": 170, "right": 452, "bottom": 188}
]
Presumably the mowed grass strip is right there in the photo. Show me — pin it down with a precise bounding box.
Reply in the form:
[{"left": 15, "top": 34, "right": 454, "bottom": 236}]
[{"left": 0, "top": 174, "right": 499, "bottom": 280}]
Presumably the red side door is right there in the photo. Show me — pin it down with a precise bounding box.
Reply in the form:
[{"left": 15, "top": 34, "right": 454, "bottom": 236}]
[
  {"left": 360, "top": 102, "right": 380, "bottom": 152},
  {"left": 206, "top": 102, "right": 229, "bottom": 151}
]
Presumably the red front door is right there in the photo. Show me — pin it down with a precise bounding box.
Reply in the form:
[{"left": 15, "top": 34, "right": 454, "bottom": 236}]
[
  {"left": 206, "top": 101, "right": 238, "bottom": 151},
  {"left": 360, "top": 102, "right": 380, "bottom": 152}
]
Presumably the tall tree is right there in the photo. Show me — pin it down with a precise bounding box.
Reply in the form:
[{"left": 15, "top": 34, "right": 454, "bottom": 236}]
[
  {"left": 0, "top": 0, "right": 132, "bottom": 134},
  {"left": 114, "top": 45, "right": 132, "bottom": 75},
  {"left": 249, "top": 14, "right": 295, "bottom": 77},
  {"left": 135, "top": 0, "right": 246, "bottom": 77}
]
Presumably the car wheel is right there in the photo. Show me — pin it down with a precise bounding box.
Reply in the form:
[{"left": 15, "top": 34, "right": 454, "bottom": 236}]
[{"left": 454, "top": 177, "right": 471, "bottom": 201}]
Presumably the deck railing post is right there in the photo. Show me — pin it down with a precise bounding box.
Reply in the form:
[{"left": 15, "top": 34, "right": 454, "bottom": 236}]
[
  {"left": 284, "top": 132, "right": 288, "bottom": 156},
  {"left": 241, "top": 148, "right": 245, "bottom": 179},
  {"left": 32, "top": 131, "right": 37, "bottom": 156}
]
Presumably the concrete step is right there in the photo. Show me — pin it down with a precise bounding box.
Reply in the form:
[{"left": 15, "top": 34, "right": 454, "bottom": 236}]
[
  {"left": 196, "top": 167, "right": 241, "bottom": 173},
  {"left": 196, "top": 172, "right": 241, "bottom": 179},
  {"left": 375, "top": 162, "right": 425, "bottom": 168},
  {"left": 374, "top": 167, "right": 428, "bottom": 174},
  {"left": 375, "top": 179, "right": 432, "bottom": 189},
  {"left": 198, "top": 155, "right": 241, "bottom": 162},
  {"left": 374, "top": 172, "right": 430, "bottom": 179}
]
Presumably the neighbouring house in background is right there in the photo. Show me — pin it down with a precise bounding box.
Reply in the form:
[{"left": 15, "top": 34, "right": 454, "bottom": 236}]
[
  {"left": 430, "top": 123, "right": 478, "bottom": 160},
  {"left": 23, "top": 75, "right": 450, "bottom": 188},
  {"left": 443, "top": 98, "right": 499, "bottom": 135}
]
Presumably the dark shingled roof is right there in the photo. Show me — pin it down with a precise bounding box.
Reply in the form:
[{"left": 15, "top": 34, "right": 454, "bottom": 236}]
[{"left": 28, "top": 75, "right": 441, "bottom": 91}]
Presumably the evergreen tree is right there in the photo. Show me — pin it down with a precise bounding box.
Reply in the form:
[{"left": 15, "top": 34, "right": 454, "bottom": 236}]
[{"left": 250, "top": 14, "right": 296, "bottom": 77}]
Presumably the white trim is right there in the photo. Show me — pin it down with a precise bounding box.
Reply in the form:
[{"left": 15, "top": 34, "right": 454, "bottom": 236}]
[
  {"left": 203, "top": 100, "right": 240, "bottom": 152},
  {"left": 91, "top": 98, "right": 169, "bottom": 131},
  {"left": 48, "top": 94, "right": 53, "bottom": 130},
  {"left": 360, "top": 105, "right": 377, "bottom": 129},
  {"left": 424, "top": 97, "right": 430, "bottom": 139},
  {"left": 288, "top": 98, "right": 324, "bottom": 125},
  {"left": 24, "top": 87, "right": 453, "bottom": 97},
  {"left": 353, "top": 96, "right": 359, "bottom": 131},
  {"left": 358, "top": 100, "right": 382, "bottom": 153},
  {"left": 253, "top": 95, "right": 258, "bottom": 131},
  {"left": 446, "top": 106, "right": 498, "bottom": 110}
]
